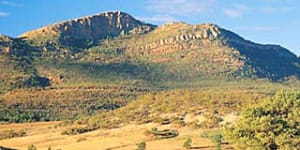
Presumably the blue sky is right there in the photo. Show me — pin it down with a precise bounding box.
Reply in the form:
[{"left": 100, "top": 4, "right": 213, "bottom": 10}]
[{"left": 0, "top": 0, "right": 299, "bottom": 54}]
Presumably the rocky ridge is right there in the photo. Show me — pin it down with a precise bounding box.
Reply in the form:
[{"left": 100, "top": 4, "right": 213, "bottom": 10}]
[
  {"left": 9, "top": 11, "right": 300, "bottom": 80},
  {"left": 21, "top": 11, "right": 156, "bottom": 48}
]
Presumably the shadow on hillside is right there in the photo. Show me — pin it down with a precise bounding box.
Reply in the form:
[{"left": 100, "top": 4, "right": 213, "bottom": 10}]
[{"left": 61, "top": 61, "right": 175, "bottom": 84}]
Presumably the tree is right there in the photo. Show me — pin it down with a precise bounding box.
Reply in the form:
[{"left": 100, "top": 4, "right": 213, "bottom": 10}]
[
  {"left": 223, "top": 91, "right": 300, "bottom": 150},
  {"left": 183, "top": 137, "right": 192, "bottom": 149}
]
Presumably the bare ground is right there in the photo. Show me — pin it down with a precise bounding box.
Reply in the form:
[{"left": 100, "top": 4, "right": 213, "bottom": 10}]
[{"left": 0, "top": 122, "right": 231, "bottom": 150}]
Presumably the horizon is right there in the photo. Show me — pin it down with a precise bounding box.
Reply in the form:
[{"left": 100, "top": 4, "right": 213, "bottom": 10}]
[{"left": 0, "top": 0, "right": 299, "bottom": 55}]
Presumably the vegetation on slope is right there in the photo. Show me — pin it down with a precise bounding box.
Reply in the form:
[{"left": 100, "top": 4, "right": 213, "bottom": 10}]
[
  {"left": 64, "top": 80, "right": 294, "bottom": 132},
  {"left": 0, "top": 84, "right": 153, "bottom": 122},
  {"left": 0, "top": 36, "right": 49, "bottom": 93},
  {"left": 224, "top": 91, "right": 300, "bottom": 149},
  {"left": 0, "top": 56, "right": 50, "bottom": 90},
  {"left": 76, "top": 22, "right": 300, "bottom": 80}
]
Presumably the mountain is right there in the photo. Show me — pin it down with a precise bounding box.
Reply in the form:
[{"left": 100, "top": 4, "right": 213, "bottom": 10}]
[
  {"left": 72, "top": 22, "right": 300, "bottom": 80},
  {"left": 19, "top": 12, "right": 300, "bottom": 81},
  {"left": 0, "top": 11, "right": 299, "bottom": 122},
  {"left": 0, "top": 11, "right": 296, "bottom": 92}
]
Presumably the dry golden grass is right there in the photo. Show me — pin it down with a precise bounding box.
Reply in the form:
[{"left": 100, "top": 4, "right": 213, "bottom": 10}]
[{"left": 0, "top": 122, "right": 231, "bottom": 150}]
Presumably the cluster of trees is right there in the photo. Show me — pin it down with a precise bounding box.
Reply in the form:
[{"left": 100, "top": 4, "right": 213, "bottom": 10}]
[
  {"left": 0, "top": 109, "right": 53, "bottom": 123},
  {"left": 224, "top": 91, "right": 300, "bottom": 149}
]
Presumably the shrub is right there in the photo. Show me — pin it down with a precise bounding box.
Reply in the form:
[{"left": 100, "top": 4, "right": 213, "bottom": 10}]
[
  {"left": 199, "top": 130, "right": 223, "bottom": 149},
  {"left": 61, "top": 126, "right": 92, "bottom": 135},
  {"left": 149, "top": 128, "right": 179, "bottom": 139},
  {"left": 0, "top": 129, "right": 26, "bottom": 140},
  {"left": 136, "top": 142, "right": 146, "bottom": 150},
  {"left": 213, "top": 134, "right": 222, "bottom": 150},
  {"left": 199, "top": 112, "right": 223, "bottom": 128},
  {"left": 183, "top": 137, "right": 192, "bottom": 149},
  {"left": 224, "top": 91, "right": 300, "bottom": 149},
  {"left": 27, "top": 145, "right": 37, "bottom": 150}
]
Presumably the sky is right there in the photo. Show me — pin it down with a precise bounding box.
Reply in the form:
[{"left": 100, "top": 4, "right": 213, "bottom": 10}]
[{"left": 0, "top": 0, "right": 299, "bottom": 55}]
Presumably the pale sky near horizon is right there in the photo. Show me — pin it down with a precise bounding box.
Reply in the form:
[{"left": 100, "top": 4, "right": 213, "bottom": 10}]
[{"left": 0, "top": 0, "right": 299, "bottom": 55}]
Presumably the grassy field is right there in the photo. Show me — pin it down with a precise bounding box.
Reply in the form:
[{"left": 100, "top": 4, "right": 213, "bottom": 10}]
[
  {"left": 0, "top": 122, "right": 232, "bottom": 150},
  {"left": 1, "top": 79, "right": 296, "bottom": 149}
]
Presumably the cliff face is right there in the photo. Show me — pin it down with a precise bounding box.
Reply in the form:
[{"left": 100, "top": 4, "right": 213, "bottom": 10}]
[{"left": 21, "top": 11, "right": 156, "bottom": 48}]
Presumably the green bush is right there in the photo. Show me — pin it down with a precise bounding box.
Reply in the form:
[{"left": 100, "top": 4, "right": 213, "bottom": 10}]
[
  {"left": 136, "top": 142, "right": 146, "bottom": 150},
  {"left": 224, "top": 91, "right": 300, "bottom": 149},
  {"left": 199, "top": 130, "right": 223, "bottom": 149},
  {"left": 213, "top": 134, "right": 222, "bottom": 150},
  {"left": 183, "top": 137, "right": 192, "bottom": 149},
  {"left": 28, "top": 145, "right": 37, "bottom": 150}
]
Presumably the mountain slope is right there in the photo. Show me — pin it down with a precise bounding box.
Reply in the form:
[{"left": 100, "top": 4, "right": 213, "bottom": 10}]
[
  {"left": 0, "top": 35, "right": 49, "bottom": 93},
  {"left": 80, "top": 22, "right": 299, "bottom": 80},
  {"left": 19, "top": 12, "right": 300, "bottom": 81}
]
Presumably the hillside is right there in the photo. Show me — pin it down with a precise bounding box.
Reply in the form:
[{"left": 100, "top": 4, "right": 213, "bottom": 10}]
[
  {"left": 80, "top": 22, "right": 300, "bottom": 80},
  {"left": 0, "top": 35, "right": 49, "bottom": 94}
]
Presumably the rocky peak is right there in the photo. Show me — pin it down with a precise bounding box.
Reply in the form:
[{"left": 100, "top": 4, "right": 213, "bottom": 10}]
[
  {"left": 153, "top": 22, "right": 225, "bottom": 42},
  {"left": 20, "top": 11, "right": 156, "bottom": 48}
]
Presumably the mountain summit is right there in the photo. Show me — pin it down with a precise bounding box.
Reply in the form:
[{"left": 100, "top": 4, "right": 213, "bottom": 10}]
[{"left": 21, "top": 11, "right": 156, "bottom": 48}]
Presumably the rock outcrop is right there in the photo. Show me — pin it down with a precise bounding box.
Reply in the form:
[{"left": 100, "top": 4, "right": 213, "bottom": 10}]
[
  {"left": 21, "top": 11, "right": 156, "bottom": 48},
  {"left": 0, "top": 35, "right": 13, "bottom": 54}
]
